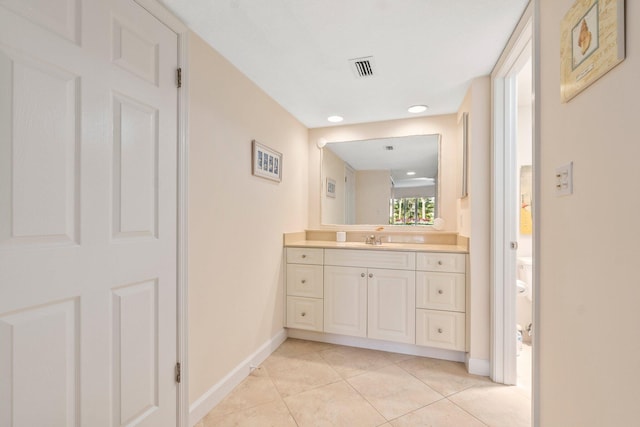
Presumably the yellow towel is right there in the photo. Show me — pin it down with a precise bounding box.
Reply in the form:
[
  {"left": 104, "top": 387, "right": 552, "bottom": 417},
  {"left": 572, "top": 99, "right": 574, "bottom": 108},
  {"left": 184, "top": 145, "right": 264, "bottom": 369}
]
[{"left": 520, "top": 207, "right": 532, "bottom": 235}]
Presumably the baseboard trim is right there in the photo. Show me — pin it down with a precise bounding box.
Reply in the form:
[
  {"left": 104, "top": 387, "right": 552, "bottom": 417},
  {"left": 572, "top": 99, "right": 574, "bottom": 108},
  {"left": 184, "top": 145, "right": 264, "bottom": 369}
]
[
  {"left": 466, "top": 355, "right": 490, "bottom": 376},
  {"left": 188, "top": 328, "right": 287, "bottom": 426},
  {"left": 287, "top": 329, "right": 466, "bottom": 363}
]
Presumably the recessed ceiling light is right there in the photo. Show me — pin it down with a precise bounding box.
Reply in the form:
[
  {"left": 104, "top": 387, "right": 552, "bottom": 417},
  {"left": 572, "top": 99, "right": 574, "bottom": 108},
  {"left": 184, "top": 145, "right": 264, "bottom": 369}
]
[
  {"left": 408, "top": 105, "right": 428, "bottom": 113},
  {"left": 406, "top": 171, "right": 416, "bottom": 176},
  {"left": 327, "top": 115, "right": 343, "bottom": 123}
]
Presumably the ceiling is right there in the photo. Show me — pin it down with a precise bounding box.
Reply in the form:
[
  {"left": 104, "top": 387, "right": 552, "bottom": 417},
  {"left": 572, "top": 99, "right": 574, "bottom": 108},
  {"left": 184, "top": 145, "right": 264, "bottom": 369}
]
[
  {"left": 325, "top": 135, "right": 439, "bottom": 188},
  {"left": 159, "top": 0, "right": 529, "bottom": 128}
]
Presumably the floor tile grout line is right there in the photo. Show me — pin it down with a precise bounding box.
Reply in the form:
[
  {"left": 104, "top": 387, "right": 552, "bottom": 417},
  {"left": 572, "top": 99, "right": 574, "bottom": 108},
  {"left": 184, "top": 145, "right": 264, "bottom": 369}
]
[
  {"left": 341, "top": 374, "right": 390, "bottom": 423},
  {"left": 200, "top": 368, "right": 284, "bottom": 421},
  {"left": 444, "top": 386, "right": 492, "bottom": 427},
  {"left": 278, "top": 392, "right": 302, "bottom": 427}
]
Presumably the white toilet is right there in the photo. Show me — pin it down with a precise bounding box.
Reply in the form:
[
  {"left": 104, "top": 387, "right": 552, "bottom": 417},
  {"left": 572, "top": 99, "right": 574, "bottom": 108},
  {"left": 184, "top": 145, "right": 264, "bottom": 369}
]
[{"left": 517, "top": 257, "right": 533, "bottom": 302}]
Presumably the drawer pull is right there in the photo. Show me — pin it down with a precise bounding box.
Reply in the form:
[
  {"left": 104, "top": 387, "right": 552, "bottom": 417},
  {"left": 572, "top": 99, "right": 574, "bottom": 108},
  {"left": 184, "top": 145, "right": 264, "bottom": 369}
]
[
  {"left": 302, "top": 254, "right": 307, "bottom": 258},
  {"left": 368, "top": 273, "right": 373, "bottom": 278},
  {"left": 361, "top": 273, "right": 366, "bottom": 277},
  {"left": 301, "top": 312, "right": 306, "bottom": 317},
  {"left": 301, "top": 279, "right": 306, "bottom": 284},
  {"left": 437, "top": 328, "right": 443, "bottom": 333},
  {"left": 438, "top": 289, "right": 443, "bottom": 294},
  {"left": 437, "top": 260, "right": 443, "bottom": 265}
]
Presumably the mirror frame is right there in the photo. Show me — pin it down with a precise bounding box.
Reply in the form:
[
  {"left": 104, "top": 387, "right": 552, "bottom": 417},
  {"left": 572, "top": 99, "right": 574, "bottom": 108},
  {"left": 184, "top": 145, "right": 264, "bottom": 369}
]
[{"left": 320, "top": 134, "right": 442, "bottom": 228}]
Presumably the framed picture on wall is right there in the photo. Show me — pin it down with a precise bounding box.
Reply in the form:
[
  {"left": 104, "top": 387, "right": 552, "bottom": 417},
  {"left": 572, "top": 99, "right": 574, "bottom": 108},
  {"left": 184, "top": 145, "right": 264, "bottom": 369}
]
[
  {"left": 560, "top": 0, "right": 625, "bottom": 102},
  {"left": 326, "top": 178, "right": 336, "bottom": 198},
  {"left": 252, "top": 140, "right": 282, "bottom": 182}
]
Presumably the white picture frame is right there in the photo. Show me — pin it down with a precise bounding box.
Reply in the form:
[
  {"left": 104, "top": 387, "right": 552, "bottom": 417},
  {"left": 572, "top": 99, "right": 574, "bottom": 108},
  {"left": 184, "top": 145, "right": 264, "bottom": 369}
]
[{"left": 252, "top": 140, "right": 282, "bottom": 182}]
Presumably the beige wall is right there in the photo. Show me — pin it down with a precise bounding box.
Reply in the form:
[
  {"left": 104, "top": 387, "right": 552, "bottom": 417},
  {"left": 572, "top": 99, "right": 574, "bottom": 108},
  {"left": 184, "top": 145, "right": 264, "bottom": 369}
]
[
  {"left": 355, "top": 170, "right": 390, "bottom": 224},
  {"left": 309, "top": 115, "right": 460, "bottom": 230},
  {"left": 188, "top": 32, "right": 309, "bottom": 404},
  {"left": 321, "top": 147, "right": 346, "bottom": 224},
  {"left": 538, "top": 1, "right": 640, "bottom": 425},
  {"left": 457, "top": 77, "right": 491, "bottom": 366}
]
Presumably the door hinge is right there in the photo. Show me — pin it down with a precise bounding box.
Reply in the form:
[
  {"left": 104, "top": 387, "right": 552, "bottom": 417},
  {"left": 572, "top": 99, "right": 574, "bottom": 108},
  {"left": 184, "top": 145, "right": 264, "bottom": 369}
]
[
  {"left": 510, "top": 241, "right": 518, "bottom": 250},
  {"left": 175, "top": 362, "right": 181, "bottom": 383},
  {"left": 177, "top": 68, "right": 182, "bottom": 88}
]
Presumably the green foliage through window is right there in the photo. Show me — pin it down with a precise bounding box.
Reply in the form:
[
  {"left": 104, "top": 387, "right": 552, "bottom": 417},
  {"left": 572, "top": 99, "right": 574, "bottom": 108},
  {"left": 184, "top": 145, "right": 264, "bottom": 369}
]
[{"left": 389, "top": 197, "right": 435, "bottom": 225}]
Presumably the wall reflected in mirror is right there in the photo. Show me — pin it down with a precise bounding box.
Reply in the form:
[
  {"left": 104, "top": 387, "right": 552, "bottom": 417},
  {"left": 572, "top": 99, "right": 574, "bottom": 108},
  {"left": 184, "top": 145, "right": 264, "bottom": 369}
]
[{"left": 321, "top": 134, "right": 440, "bottom": 226}]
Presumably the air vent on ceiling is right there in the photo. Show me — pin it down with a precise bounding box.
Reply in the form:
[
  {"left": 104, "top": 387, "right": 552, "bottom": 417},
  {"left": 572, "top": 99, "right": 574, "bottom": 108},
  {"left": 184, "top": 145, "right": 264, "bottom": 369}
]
[{"left": 349, "top": 56, "right": 376, "bottom": 78}]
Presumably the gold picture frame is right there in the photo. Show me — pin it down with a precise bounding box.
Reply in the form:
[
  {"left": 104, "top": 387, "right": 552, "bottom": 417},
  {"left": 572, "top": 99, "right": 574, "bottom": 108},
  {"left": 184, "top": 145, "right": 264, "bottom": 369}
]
[{"left": 560, "top": 0, "right": 625, "bottom": 103}]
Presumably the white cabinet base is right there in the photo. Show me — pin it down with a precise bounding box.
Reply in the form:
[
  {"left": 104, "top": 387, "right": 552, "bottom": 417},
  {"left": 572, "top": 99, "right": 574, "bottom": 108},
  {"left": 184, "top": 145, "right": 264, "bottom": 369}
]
[{"left": 287, "top": 328, "right": 466, "bottom": 363}]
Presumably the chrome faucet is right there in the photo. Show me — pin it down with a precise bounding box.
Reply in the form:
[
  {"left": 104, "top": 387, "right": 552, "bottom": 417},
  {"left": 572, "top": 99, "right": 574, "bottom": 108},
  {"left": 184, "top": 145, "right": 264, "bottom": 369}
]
[{"left": 365, "top": 234, "right": 383, "bottom": 245}]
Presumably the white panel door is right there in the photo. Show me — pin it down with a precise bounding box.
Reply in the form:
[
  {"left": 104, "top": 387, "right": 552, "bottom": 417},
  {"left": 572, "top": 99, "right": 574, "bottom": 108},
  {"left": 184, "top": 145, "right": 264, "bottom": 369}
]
[
  {"left": 367, "top": 268, "right": 416, "bottom": 344},
  {"left": 323, "top": 266, "right": 367, "bottom": 337},
  {"left": 0, "top": 1, "right": 179, "bottom": 426}
]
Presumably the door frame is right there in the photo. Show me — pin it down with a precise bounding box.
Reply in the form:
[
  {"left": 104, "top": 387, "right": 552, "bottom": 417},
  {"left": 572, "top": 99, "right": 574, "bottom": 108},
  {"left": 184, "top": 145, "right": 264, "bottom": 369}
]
[
  {"left": 133, "top": 1, "right": 189, "bottom": 425},
  {"left": 491, "top": 2, "right": 540, "bottom": 424},
  {"left": 490, "top": 0, "right": 535, "bottom": 388}
]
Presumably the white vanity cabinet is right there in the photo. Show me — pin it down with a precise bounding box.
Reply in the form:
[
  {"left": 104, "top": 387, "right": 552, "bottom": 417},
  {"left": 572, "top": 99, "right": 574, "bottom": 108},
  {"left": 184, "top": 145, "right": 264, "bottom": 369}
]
[
  {"left": 415, "top": 252, "right": 466, "bottom": 351},
  {"left": 285, "top": 248, "right": 324, "bottom": 331},
  {"left": 285, "top": 245, "right": 467, "bottom": 354},
  {"left": 324, "top": 249, "right": 416, "bottom": 344}
]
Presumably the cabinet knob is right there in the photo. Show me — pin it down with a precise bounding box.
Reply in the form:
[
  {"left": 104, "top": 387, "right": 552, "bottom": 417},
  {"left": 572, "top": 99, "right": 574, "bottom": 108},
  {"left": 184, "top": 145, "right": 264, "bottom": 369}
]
[
  {"left": 301, "top": 279, "right": 306, "bottom": 284},
  {"left": 368, "top": 273, "right": 373, "bottom": 278},
  {"left": 361, "top": 273, "right": 366, "bottom": 277},
  {"left": 438, "top": 289, "right": 443, "bottom": 295},
  {"left": 437, "top": 328, "right": 443, "bottom": 333},
  {"left": 437, "top": 260, "right": 443, "bottom": 265},
  {"left": 301, "top": 312, "right": 306, "bottom": 317},
  {"left": 302, "top": 254, "right": 307, "bottom": 258}
]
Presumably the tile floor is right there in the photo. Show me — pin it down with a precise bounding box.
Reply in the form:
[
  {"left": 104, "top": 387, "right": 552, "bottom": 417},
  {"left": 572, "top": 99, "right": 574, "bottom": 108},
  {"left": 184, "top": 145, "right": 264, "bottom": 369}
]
[{"left": 196, "top": 339, "right": 531, "bottom": 427}]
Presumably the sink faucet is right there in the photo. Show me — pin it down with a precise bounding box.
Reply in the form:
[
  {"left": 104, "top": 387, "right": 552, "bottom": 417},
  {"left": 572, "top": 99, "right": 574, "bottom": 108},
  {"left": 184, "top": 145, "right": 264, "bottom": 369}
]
[{"left": 365, "top": 234, "right": 383, "bottom": 245}]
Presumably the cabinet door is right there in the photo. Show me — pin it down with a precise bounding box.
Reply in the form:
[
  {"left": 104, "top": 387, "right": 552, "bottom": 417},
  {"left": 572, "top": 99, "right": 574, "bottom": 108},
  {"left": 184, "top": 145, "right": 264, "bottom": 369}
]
[
  {"left": 367, "top": 269, "right": 416, "bottom": 344},
  {"left": 324, "top": 266, "right": 367, "bottom": 337}
]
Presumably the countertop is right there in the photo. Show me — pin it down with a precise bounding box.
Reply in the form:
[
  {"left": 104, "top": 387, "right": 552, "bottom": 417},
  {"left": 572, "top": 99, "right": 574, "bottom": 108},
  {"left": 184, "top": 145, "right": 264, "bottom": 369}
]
[{"left": 285, "top": 240, "right": 468, "bottom": 254}]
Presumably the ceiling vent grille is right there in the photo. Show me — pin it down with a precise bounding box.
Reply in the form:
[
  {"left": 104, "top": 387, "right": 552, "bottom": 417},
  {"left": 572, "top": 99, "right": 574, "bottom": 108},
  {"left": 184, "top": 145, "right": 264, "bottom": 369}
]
[{"left": 349, "top": 56, "right": 376, "bottom": 78}]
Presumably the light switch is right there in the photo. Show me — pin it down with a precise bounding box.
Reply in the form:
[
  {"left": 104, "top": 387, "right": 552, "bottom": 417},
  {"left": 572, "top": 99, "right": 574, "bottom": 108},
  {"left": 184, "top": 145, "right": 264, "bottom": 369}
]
[{"left": 555, "top": 162, "right": 573, "bottom": 196}]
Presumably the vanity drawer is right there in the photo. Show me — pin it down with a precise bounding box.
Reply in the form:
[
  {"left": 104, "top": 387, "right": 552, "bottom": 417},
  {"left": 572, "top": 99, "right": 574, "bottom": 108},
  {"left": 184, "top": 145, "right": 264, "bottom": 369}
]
[
  {"left": 287, "top": 247, "right": 324, "bottom": 265},
  {"left": 324, "top": 249, "right": 416, "bottom": 270},
  {"left": 416, "top": 252, "right": 466, "bottom": 273},
  {"left": 416, "top": 272, "right": 465, "bottom": 312},
  {"left": 416, "top": 309, "right": 465, "bottom": 351},
  {"left": 286, "top": 296, "right": 323, "bottom": 331},
  {"left": 287, "top": 264, "right": 323, "bottom": 298}
]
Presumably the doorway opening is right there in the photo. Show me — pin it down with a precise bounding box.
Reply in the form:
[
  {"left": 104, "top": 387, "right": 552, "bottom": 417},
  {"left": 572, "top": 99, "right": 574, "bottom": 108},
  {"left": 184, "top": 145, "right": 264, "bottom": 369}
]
[{"left": 490, "top": 1, "right": 534, "bottom": 402}]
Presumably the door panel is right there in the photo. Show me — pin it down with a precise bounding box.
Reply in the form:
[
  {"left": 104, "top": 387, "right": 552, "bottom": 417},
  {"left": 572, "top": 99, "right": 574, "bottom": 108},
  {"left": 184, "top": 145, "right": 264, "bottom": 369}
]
[
  {"left": 0, "top": 1, "right": 178, "bottom": 426},
  {"left": 0, "top": 49, "right": 80, "bottom": 247},
  {"left": 0, "top": 299, "right": 79, "bottom": 427},
  {"left": 112, "top": 92, "right": 159, "bottom": 238},
  {"left": 0, "top": 0, "right": 81, "bottom": 43},
  {"left": 113, "top": 280, "right": 159, "bottom": 425}
]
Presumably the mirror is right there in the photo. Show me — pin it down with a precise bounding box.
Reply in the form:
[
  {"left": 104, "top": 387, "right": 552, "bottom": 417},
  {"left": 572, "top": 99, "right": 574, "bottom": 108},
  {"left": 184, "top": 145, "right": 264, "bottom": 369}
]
[{"left": 321, "top": 134, "right": 440, "bottom": 226}]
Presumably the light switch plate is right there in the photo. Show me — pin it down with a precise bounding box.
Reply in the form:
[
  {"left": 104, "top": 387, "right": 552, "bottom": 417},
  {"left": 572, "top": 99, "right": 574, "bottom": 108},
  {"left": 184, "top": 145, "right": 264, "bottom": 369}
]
[{"left": 555, "top": 162, "right": 573, "bottom": 196}]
